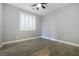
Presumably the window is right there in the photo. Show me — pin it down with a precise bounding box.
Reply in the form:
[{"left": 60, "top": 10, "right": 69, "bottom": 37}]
[{"left": 19, "top": 12, "right": 36, "bottom": 31}]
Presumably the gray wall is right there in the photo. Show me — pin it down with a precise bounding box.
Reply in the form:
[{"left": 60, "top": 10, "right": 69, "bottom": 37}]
[
  {"left": 42, "top": 12, "right": 57, "bottom": 39},
  {"left": 3, "top": 3, "right": 79, "bottom": 44},
  {"left": 42, "top": 4, "right": 79, "bottom": 44},
  {"left": 0, "top": 3, "right": 2, "bottom": 43},
  {"left": 3, "top": 4, "right": 42, "bottom": 42}
]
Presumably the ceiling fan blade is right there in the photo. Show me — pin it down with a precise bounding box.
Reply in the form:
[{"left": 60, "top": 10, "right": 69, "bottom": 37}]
[
  {"left": 31, "top": 4, "right": 37, "bottom": 6},
  {"left": 42, "top": 5, "right": 46, "bottom": 9},
  {"left": 41, "top": 3, "right": 47, "bottom": 4},
  {"left": 37, "top": 7, "right": 39, "bottom": 10}
]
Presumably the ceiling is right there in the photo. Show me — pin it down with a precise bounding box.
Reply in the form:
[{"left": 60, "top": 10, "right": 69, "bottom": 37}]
[{"left": 8, "top": 3, "right": 69, "bottom": 16}]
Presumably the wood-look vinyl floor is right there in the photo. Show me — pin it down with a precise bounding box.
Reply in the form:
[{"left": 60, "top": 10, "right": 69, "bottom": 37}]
[{"left": 0, "top": 38, "right": 79, "bottom": 56}]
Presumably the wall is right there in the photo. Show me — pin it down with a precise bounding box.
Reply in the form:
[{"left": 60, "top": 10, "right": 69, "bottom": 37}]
[
  {"left": 3, "top": 4, "right": 42, "bottom": 42},
  {"left": 3, "top": 3, "right": 79, "bottom": 44},
  {"left": 42, "top": 4, "right": 79, "bottom": 44},
  {"left": 42, "top": 12, "right": 57, "bottom": 39},
  {"left": 0, "top": 3, "right": 2, "bottom": 43}
]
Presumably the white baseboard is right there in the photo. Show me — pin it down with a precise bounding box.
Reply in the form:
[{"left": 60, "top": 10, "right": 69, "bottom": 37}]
[
  {"left": 0, "top": 36, "right": 40, "bottom": 48},
  {"left": 41, "top": 36, "right": 79, "bottom": 47},
  {"left": 1, "top": 36, "right": 79, "bottom": 49}
]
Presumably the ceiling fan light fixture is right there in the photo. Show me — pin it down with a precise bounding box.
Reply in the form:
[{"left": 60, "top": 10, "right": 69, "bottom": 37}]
[{"left": 37, "top": 4, "right": 41, "bottom": 8}]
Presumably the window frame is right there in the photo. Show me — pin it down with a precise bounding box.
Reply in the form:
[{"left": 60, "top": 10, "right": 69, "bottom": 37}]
[{"left": 19, "top": 11, "right": 36, "bottom": 31}]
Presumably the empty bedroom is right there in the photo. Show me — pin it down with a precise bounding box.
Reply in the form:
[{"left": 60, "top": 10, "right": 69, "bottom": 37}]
[{"left": 0, "top": 3, "right": 79, "bottom": 56}]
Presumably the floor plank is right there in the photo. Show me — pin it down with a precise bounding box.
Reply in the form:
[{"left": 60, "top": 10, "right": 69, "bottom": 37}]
[{"left": 0, "top": 38, "right": 79, "bottom": 56}]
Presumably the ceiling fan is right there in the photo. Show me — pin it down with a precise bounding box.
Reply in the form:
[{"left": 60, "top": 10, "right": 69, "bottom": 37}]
[{"left": 31, "top": 3, "right": 47, "bottom": 10}]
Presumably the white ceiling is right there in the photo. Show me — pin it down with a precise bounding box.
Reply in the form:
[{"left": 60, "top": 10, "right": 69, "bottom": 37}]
[{"left": 8, "top": 3, "right": 69, "bottom": 16}]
